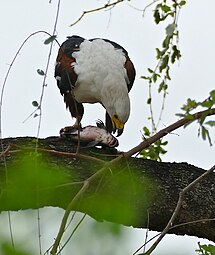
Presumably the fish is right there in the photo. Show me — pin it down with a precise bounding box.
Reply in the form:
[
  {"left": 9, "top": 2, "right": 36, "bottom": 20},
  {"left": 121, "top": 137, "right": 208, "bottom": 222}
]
[{"left": 60, "top": 120, "right": 119, "bottom": 148}]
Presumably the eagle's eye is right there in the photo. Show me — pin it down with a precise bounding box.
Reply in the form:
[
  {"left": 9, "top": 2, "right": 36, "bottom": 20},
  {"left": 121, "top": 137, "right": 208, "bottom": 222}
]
[{"left": 114, "top": 114, "right": 118, "bottom": 119}]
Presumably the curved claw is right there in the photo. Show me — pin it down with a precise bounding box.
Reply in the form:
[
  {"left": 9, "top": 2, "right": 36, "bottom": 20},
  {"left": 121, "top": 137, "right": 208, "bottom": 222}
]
[
  {"left": 116, "top": 127, "right": 124, "bottom": 137},
  {"left": 96, "top": 119, "right": 106, "bottom": 129}
]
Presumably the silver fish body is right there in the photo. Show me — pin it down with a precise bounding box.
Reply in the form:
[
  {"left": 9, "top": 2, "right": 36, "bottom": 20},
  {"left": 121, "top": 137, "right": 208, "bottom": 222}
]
[{"left": 60, "top": 120, "right": 119, "bottom": 148}]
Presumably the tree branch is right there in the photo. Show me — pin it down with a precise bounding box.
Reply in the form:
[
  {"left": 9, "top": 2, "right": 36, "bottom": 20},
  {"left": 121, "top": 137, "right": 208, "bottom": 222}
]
[{"left": 0, "top": 108, "right": 214, "bottom": 254}]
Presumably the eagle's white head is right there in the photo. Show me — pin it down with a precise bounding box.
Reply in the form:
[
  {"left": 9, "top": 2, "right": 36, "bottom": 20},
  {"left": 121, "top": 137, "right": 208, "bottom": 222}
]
[{"left": 101, "top": 75, "right": 130, "bottom": 136}]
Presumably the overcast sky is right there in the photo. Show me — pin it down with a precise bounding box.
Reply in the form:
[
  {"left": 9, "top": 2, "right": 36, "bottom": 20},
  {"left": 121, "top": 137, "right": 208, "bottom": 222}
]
[{"left": 0, "top": 1, "right": 215, "bottom": 254}]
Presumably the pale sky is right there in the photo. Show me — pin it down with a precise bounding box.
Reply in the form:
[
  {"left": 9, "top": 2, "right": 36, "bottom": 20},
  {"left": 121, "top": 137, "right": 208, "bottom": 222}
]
[{"left": 0, "top": 1, "right": 215, "bottom": 254}]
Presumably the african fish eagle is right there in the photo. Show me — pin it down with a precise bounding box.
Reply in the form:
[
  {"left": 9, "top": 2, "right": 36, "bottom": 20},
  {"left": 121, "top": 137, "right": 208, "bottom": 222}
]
[{"left": 55, "top": 35, "right": 135, "bottom": 136}]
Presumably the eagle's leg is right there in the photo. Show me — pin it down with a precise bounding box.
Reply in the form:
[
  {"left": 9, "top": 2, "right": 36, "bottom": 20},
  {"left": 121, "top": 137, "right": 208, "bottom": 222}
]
[{"left": 60, "top": 94, "right": 84, "bottom": 135}]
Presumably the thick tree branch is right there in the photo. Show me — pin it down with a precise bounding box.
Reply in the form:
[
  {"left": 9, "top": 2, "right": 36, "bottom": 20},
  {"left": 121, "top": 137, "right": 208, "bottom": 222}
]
[
  {"left": 0, "top": 108, "right": 214, "bottom": 254},
  {"left": 0, "top": 136, "right": 215, "bottom": 243}
]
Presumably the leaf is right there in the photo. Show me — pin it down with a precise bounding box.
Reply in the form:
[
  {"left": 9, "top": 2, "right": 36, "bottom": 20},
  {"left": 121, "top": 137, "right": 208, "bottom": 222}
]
[
  {"left": 156, "top": 48, "right": 167, "bottom": 59},
  {"left": 152, "top": 73, "right": 158, "bottom": 83},
  {"left": 162, "top": 35, "right": 171, "bottom": 48},
  {"left": 179, "top": 0, "right": 186, "bottom": 6},
  {"left": 141, "top": 75, "right": 149, "bottom": 80},
  {"left": 143, "top": 126, "right": 150, "bottom": 136},
  {"left": 159, "top": 55, "right": 169, "bottom": 72},
  {"left": 171, "top": 45, "right": 181, "bottom": 63},
  {"left": 205, "top": 121, "right": 215, "bottom": 127},
  {"left": 199, "top": 244, "right": 215, "bottom": 255},
  {"left": 201, "top": 126, "right": 212, "bottom": 146},
  {"left": 201, "top": 100, "right": 214, "bottom": 108},
  {"left": 32, "top": 101, "right": 39, "bottom": 107},
  {"left": 161, "top": 5, "right": 171, "bottom": 13},
  {"left": 37, "top": 69, "right": 45, "bottom": 76},
  {"left": 210, "top": 90, "right": 215, "bottom": 101},
  {"left": 147, "top": 68, "right": 154, "bottom": 73},
  {"left": 44, "top": 35, "right": 57, "bottom": 45},
  {"left": 154, "top": 9, "right": 161, "bottom": 24},
  {"left": 166, "top": 23, "right": 176, "bottom": 36},
  {"left": 147, "top": 98, "right": 152, "bottom": 104},
  {"left": 1, "top": 242, "right": 31, "bottom": 255}
]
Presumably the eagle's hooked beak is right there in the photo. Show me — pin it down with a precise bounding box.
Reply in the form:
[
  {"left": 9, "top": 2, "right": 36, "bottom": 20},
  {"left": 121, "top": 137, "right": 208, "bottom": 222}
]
[{"left": 111, "top": 115, "right": 124, "bottom": 137}]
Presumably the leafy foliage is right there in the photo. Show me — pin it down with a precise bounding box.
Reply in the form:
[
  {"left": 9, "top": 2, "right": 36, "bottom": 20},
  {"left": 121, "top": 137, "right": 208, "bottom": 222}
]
[
  {"left": 140, "top": 0, "right": 185, "bottom": 160},
  {"left": 196, "top": 243, "right": 215, "bottom": 255},
  {"left": 177, "top": 90, "right": 215, "bottom": 145},
  {"left": 1, "top": 242, "right": 33, "bottom": 255},
  {"left": 140, "top": 126, "right": 168, "bottom": 161}
]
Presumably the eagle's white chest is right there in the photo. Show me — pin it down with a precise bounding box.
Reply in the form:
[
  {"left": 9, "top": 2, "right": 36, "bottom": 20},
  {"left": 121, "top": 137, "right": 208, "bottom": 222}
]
[{"left": 71, "top": 39, "right": 128, "bottom": 104}]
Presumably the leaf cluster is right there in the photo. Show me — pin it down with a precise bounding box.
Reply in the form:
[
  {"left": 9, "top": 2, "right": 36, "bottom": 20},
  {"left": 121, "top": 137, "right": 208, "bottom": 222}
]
[
  {"left": 140, "top": 0, "right": 185, "bottom": 160},
  {"left": 177, "top": 90, "right": 215, "bottom": 145},
  {"left": 142, "top": 0, "right": 184, "bottom": 95},
  {"left": 196, "top": 243, "right": 215, "bottom": 255},
  {"left": 140, "top": 126, "right": 168, "bottom": 161}
]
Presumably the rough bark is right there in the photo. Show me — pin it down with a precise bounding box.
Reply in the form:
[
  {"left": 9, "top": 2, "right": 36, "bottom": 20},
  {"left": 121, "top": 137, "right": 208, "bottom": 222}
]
[{"left": 0, "top": 136, "right": 215, "bottom": 242}]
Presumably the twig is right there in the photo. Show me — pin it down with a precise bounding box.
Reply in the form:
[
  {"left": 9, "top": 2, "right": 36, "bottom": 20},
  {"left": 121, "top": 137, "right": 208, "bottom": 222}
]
[
  {"left": 50, "top": 162, "right": 110, "bottom": 254},
  {"left": 70, "top": 0, "right": 124, "bottom": 26},
  {"left": 143, "top": 164, "right": 215, "bottom": 255},
  {"left": 39, "top": 148, "right": 106, "bottom": 164},
  {"left": 35, "top": 0, "right": 61, "bottom": 149},
  {"left": 0, "top": 145, "right": 11, "bottom": 158},
  {"left": 57, "top": 214, "right": 87, "bottom": 254},
  {"left": 133, "top": 218, "right": 215, "bottom": 255}
]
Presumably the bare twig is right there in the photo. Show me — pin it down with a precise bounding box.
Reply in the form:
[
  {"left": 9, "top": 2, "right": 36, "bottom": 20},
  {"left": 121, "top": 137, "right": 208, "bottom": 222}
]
[
  {"left": 143, "top": 164, "right": 215, "bottom": 255},
  {"left": 0, "top": 145, "right": 11, "bottom": 158},
  {"left": 39, "top": 148, "right": 105, "bottom": 164},
  {"left": 50, "top": 163, "right": 109, "bottom": 254},
  {"left": 70, "top": 0, "right": 124, "bottom": 26},
  {"left": 57, "top": 214, "right": 87, "bottom": 254},
  {"left": 133, "top": 218, "right": 215, "bottom": 255}
]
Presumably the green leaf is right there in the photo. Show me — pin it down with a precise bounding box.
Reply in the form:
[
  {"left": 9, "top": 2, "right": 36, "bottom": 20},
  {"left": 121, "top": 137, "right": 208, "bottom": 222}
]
[
  {"left": 201, "top": 126, "right": 212, "bottom": 146},
  {"left": 147, "top": 98, "right": 152, "bottom": 104},
  {"left": 37, "top": 69, "right": 45, "bottom": 76},
  {"left": 1, "top": 242, "right": 31, "bottom": 255},
  {"left": 201, "top": 100, "right": 214, "bottom": 108},
  {"left": 198, "top": 243, "right": 215, "bottom": 255},
  {"left": 166, "top": 23, "right": 176, "bottom": 36},
  {"left": 171, "top": 45, "right": 181, "bottom": 63},
  {"left": 210, "top": 90, "right": 215, "bottom": 101},
  {"left": 147, "top": 68, "right": 154, "bottom": 73},
  {"left": 175, "top": 113, "right": 185, "bottom": 118},
  {"left": 159, "top": 55, "right": 169, "bottom": 72},
  {"left": 162, "top": 35, "right": 171, "bottom": 48},
  {"left": 143, "top": 126, "right": 150, "bottom": 136},
  {"left": 161, "top": 5, "right": 171, "bottom": 13},
  {"left": 154, "top": 9, "right": 161, "bottom": 24},
  {"left": 44, "top": 35, "right": 57, "bottom": 45},
  {"left": 152, "top": 73, "right": 158, "bottom": 83},
  {"left": 32, "top": 101, "right": 39, "bottom": 107},
  {"left": 205, "top": 121, "right": 215, "bottom": 127},
  {"left": 2, "top": 152, "right": 70, "bottom": 210},
  {"left": 141, "top": 75, "right": 149, "bottom": 80},
  {"left": 179, "top": 1, "right": 186, "bottom": 6},
  {"left": 156, "top": 48, "right": 167, "bottom": 59}
]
